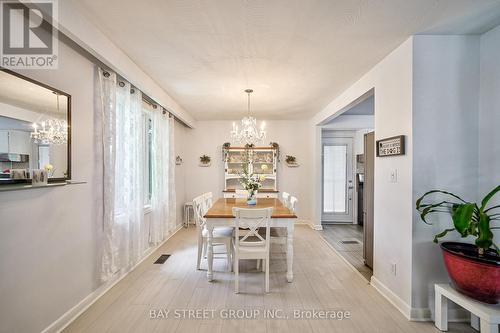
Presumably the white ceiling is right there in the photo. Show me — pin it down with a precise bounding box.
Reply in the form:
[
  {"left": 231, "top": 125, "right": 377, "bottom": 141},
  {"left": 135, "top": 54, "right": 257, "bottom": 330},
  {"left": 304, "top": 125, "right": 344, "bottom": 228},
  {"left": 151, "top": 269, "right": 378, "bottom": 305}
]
[{"left": 77, "top": 0, "right": 500, "bottom": 120}]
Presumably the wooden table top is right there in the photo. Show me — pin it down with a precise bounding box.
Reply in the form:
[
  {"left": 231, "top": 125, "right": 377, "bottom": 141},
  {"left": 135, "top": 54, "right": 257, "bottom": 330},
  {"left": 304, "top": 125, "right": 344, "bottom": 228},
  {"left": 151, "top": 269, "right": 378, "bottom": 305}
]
[{"left": 204, "top": 198, "right": 297, "bottom": 219}]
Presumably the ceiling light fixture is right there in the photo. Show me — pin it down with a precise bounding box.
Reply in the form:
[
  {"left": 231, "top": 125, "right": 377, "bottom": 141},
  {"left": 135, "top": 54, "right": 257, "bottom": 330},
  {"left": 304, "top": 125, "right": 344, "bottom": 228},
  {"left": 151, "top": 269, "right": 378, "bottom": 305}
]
[
  {"left": 230, "top": 89, "right": 266, "bottom": 145},
  {"left": 30, "top": 92, "right": 68, "bottom": 145}
]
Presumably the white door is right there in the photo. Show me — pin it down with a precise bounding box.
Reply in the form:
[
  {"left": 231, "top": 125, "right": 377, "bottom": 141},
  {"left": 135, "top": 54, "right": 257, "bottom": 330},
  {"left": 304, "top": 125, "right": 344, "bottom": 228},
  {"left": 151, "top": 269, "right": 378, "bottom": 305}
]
[{"left": 322, "top": 137, "right": 354, "bottom": 223}]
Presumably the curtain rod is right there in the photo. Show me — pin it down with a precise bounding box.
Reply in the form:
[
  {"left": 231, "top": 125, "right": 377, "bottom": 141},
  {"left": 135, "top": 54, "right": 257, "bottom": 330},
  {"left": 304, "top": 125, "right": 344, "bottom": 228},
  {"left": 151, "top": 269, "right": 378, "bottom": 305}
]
[{"left": 102, "top": 69, "right": 177, "bottom": 121}]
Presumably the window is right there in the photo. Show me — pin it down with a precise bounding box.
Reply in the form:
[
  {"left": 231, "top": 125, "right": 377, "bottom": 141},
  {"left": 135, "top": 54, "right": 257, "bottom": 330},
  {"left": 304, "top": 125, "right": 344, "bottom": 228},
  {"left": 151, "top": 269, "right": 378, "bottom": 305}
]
[
  {"left": 38, "top": 145, "right": 50, "bottom": 169},
  {"left": 144, "top": 112, "right": 153, "bottom": 206},
  {"left": 323, "top": 144, "right": 347, "bottom": 213}
]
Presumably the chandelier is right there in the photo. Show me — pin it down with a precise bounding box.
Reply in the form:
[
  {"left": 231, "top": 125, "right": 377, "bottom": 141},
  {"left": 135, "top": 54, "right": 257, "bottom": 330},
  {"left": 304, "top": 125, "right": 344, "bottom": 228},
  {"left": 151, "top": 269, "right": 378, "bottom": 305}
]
[
  {"left": 31, "top": 92, "right": 68, "bottom": 145},
  {"left": 230, "top": 89, "right": 266, "bottom": 145}
]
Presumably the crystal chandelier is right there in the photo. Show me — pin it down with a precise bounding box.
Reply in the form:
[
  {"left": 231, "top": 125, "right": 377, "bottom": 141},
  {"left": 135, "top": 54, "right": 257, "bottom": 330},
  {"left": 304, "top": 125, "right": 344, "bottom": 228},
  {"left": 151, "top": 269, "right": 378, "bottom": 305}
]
[
  {"left": 31, "top": 92, "right": 68, "bottom": 145},
  {"left": 230, "top": 89, "right": 266, "bottom": 145}
]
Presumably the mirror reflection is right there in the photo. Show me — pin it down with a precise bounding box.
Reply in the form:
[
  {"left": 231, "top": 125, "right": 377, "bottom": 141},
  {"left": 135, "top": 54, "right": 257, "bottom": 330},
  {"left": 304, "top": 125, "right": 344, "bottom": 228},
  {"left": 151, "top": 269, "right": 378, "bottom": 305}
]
[{"left": 0, "top": 70, "right": 70, "bottom": 185}]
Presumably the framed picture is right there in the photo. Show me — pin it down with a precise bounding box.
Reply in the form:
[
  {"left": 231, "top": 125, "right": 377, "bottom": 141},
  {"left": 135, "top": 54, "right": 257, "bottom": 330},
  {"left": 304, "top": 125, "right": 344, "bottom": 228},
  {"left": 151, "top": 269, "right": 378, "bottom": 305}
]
[{"left": 376, "top": 135, "right": 405, "bottom": 157}]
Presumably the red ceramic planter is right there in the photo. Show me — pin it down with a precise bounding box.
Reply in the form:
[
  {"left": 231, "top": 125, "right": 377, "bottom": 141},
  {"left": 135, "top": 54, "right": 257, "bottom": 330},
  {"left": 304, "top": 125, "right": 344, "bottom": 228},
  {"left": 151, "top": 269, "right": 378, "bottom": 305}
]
[{"left": 441, "top": 242, "right": 500, "bottom": 304}]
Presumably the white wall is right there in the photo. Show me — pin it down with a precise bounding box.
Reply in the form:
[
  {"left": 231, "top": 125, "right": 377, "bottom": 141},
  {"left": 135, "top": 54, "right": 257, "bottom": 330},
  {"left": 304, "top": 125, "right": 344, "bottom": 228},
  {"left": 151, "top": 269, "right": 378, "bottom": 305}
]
[
  {"left": 0, "top": 40, "right": 97, "bottom": 333},
  {"left": 479, "top": 25, "right": 500, "bottom": 200},
  {"left": 411, "top": 35, "right": 480, "bottom": 316},
  {"left": 183, "top": 120, "right": 313, "bottom": 222},
  {"left": 0, "top": 37, "right": 187, "bottom": 333},
  {"left": 311, "top": 38, "right": 414, "bottom": 314}
]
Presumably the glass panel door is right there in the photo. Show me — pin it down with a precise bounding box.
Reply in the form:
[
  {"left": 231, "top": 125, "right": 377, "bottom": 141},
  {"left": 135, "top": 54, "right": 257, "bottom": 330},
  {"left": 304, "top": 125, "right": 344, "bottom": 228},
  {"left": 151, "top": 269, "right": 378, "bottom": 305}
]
[{"left": 322, "top": 137, "right": 353, "bottom": 223}]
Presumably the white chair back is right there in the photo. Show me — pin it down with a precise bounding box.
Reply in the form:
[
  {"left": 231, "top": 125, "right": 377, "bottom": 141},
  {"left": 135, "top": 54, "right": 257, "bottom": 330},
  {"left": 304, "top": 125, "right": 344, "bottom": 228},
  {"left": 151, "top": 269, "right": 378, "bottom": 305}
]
[
  {"left": 289, "top": 196, "right": 298, "bottom": 214},
  {"left": 233, "top": 207, "right": 272, "bottom": 250},
  {"left": 281, "top": 192, "right": 290, "bottom": 208},
  {"left": 192, "top": 194, "right": 207, "bottom": 229},
  {"left": 202, "top": 192, "right": 213, "bottom": 211},
  {"left": 235, "top": 189, "right": 248, "bottom": 198}
]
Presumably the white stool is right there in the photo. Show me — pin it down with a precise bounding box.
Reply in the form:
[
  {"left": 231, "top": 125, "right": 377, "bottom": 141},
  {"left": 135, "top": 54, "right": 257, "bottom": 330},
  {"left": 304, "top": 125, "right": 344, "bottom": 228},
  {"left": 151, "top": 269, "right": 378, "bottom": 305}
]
[
  {"left": 435, "top": 284, "right": 500, "bottom": 333},
  {"left": 183, "top": 202, "right": 194, "bottom": 228}
]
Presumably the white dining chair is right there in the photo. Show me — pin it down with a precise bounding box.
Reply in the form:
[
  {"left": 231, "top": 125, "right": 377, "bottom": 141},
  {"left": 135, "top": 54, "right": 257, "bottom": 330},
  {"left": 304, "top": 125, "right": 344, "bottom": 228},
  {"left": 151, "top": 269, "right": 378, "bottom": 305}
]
[
  {"left": 289, "top": 195, "right": 298, "bottom": 215},
  {"left": 232, "top": 207, "right": 273, "bottom": 293},
  {"left": 257, "top": 195, "right": 296, "bottom": 271},
  {"left": 281, "top": 191, "right": 290, "bottom": 208},
  {"left": 193, "top": 194, "right": 233, "bottom": 271},
  {"left": 235, "top": 189, "right": 248, "bottom": 198}
]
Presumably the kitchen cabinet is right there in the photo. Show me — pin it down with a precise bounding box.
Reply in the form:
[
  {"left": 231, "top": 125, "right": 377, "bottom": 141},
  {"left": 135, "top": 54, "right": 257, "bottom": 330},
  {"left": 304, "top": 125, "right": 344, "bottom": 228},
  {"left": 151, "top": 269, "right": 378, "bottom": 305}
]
[
  {"left": 0, "top": 130, "right": 31, "bottom": 154},
  {"left": 8, "top": 130, "right": 31, "bottom": 154}
]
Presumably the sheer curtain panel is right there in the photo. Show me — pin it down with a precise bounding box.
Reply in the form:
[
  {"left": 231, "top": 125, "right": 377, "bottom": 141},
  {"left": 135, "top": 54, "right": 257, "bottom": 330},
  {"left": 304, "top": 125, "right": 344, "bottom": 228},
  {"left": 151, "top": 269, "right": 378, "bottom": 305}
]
[
  {"left": 96, "top": 68, "right": 145, "bottom": 282},
  {"left": 149, "top": 109, "right": 176, "bottom": 244}
]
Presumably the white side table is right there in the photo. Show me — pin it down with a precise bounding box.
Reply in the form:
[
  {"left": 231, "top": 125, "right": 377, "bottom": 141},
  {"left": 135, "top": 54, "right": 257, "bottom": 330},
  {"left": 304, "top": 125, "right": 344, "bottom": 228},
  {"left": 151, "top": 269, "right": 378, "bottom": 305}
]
[
  {"left": 435, "top": 284, "right": 500, "bottom": 333},
  {"left": 183, "top": 202, "right": 194, "bottom": 228}
]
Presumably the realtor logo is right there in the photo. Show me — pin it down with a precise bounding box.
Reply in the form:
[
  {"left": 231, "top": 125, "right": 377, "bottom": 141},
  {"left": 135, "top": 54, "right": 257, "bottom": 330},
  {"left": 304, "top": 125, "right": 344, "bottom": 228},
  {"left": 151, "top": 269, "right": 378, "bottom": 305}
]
[{"left": 0, "top": 0, "right": 58, "bottom": 69}]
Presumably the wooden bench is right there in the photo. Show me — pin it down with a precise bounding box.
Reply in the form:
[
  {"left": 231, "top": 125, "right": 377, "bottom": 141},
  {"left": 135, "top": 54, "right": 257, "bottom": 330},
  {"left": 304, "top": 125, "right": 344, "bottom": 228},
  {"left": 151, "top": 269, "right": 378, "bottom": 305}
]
[{"left": 435, "top": 284, "right": 500, "bottom": 333}]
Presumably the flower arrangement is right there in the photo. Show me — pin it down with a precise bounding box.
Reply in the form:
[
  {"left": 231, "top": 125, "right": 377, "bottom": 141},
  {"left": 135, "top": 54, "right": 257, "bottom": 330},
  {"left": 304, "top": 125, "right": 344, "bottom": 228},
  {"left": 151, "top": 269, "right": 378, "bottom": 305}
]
[
  {"left": 239, "top": 165, "right": 265, "bottom": 199},
  {"left": 44, "top": 163, "right": 54, "bottom": 177}
]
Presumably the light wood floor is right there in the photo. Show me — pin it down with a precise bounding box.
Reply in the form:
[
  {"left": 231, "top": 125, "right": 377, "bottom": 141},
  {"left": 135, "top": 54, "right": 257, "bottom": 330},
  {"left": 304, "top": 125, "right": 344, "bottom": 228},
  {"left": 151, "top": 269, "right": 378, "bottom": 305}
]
[
  {"left": 64, "top": 225, "right": 474, "bottom": 333},
  {"left": 320, "top": 224, "right": 373, "bottom": 281}
]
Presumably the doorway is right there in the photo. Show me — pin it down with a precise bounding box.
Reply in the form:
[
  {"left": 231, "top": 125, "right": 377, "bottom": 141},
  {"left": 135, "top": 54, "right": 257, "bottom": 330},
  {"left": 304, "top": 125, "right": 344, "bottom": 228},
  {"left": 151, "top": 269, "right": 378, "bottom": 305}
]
[
  {"left": 321, "top": 136, "right": 354, "bottom": 223},
  {"left": 318, "top": 94, "right": 374, "bottom": 280}
]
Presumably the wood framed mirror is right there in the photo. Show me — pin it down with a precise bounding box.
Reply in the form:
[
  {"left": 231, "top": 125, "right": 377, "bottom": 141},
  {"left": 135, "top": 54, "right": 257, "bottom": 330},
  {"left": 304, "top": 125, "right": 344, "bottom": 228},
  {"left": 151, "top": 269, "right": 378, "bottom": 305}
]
[{"left": 0, "top": 68, "right": 71, "bottom": 185}]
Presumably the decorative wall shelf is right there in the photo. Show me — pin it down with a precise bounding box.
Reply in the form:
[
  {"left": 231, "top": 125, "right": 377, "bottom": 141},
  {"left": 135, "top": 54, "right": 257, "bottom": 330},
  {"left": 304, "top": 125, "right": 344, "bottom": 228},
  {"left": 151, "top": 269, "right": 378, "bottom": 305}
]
[{"left": 0, "top": 180, "right": 86, "bottom": 192}]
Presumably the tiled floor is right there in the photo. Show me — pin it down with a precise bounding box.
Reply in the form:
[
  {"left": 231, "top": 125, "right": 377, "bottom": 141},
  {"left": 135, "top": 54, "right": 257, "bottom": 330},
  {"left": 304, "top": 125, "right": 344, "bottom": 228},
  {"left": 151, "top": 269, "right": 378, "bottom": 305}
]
[
  {"left": 319, "top": 224, "right": 373, "bottom": 281},
  {"left": 64, "top": 225, "right": 474, "bottom": 333}
]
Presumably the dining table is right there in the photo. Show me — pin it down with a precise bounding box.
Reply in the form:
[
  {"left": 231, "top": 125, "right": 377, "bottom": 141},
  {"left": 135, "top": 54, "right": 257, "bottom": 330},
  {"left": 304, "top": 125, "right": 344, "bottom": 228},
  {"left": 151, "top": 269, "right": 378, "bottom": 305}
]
[{"left": 204, "top": 197, "right": 297, "bottom": 283}]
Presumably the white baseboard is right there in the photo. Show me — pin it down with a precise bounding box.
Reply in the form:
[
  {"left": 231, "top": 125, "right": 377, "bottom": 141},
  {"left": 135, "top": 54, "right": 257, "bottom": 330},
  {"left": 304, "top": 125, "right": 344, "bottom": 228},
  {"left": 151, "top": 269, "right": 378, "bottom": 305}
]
[
  {"left": 409, "top": 307, "right": 432, "bottom": 321},
  {"left": 370, "top": 276, "right": 412, "bottom": 320},
  {"left": 410, "top": 307, "right": 470, "bottom": 322},
  {"left": 311, "top": 224, "right": 323, "bottom": 230},
  {"left": 41, "top": 224, "right": 184, "bottom": 333},
  {"left": 294, "top": 220, "right": 323, "bottom": 231}
]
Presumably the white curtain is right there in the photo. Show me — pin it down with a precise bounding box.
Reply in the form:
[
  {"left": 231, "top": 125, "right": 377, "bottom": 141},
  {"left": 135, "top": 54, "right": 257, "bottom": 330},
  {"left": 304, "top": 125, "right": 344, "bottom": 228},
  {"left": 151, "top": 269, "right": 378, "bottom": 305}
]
[
  {"left": 96, "top": 68, "right": 144, "bottom": 281},
  {"left": 149, "top": 109, "right": 176, "bottom": 244}
]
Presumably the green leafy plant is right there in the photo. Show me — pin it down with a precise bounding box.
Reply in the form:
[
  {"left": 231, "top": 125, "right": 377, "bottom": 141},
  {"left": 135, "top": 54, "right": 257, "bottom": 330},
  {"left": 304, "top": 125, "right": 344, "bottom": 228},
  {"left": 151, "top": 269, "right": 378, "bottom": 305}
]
[
  {"left": 200, "top": 155, "right": 211, "bottom": 164},
  {"left": 285, "top": 155, "right": 296, "bottom": 164},
  {"left": 416, "top": 185, "right": 500, "bottom": 255}
]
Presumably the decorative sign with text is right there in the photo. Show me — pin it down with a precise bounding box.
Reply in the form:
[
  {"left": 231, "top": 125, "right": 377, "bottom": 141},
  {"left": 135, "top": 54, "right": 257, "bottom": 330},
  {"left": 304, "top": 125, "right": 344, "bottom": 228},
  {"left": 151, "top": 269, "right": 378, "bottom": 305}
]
[{"left": 376, "top": 135, "right": 405, "bottom": 157}]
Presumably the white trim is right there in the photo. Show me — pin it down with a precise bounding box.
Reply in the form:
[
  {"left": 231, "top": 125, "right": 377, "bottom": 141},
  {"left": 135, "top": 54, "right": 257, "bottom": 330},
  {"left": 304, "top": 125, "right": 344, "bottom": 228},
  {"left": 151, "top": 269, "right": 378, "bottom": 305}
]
[
  {"left": 370, "top": 276, "right": 412, "bottom": 320},
  {"left": 294, "top": 219, "right": 324, "bottom": 231},
  {"left": 41, "top": 224, "right": 184, "bottom": 333},
  {"left": 409, "top": 307, "right": 432, "bottom": 321},
  {"left": 409, "top": 307, "right": 471, "bottom": 322}
]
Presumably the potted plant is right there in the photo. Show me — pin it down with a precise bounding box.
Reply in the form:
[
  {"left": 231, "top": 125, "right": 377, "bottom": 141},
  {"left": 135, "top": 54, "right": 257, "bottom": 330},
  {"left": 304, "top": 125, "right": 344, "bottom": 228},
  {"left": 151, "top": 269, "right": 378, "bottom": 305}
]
[
  {"left": 285, "top": 155, "right": 298, "bottom": 167},
  {"left": 416, "top": 186, "right": 500, "bottom": 303},
  {"left": 199, "top": 155, "right": 211, "bottom": 167}
]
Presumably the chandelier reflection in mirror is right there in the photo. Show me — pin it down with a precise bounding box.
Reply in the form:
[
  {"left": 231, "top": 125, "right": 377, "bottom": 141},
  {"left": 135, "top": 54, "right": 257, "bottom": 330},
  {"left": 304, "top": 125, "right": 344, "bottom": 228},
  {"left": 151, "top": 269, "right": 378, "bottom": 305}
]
[
  {"left": 30, "top": 92, "right": 68, "bottom": 145},
  {"left": 230, "top": 89, "right": 266, "bottom": 145}
]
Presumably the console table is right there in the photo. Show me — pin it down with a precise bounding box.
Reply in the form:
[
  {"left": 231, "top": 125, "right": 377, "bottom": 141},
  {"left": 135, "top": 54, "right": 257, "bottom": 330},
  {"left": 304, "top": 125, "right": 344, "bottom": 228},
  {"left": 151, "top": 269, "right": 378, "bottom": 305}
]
[{"left": 435, "top": 284, "right": 500, "bottom": 333}]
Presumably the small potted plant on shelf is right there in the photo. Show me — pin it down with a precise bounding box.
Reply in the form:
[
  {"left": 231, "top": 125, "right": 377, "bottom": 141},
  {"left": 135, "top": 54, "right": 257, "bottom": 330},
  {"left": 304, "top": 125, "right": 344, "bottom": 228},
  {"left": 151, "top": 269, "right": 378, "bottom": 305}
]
[
  {"left": 285, "top": 155, "right": 299, "bottom": 167},
  {"left": 416, "top": 185, "right": 500, "bottom": 304},
  {"left": 239, "top": 165, "right": 265, "bottom": 205},
  {"left": 199, "top": 154, "right": 211, "bottom": 167}
]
